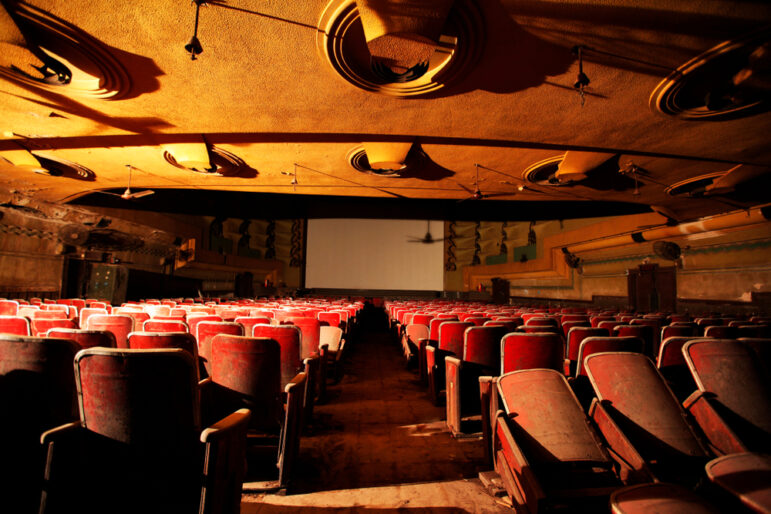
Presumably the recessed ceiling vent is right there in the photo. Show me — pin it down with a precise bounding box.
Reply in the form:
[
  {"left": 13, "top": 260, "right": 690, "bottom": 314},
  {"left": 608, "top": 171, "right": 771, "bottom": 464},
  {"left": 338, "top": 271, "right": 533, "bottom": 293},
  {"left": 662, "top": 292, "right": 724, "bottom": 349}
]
[
  {"left": 347, "top": 142, "right": 420, "bottom": 177},
  {"left": 317, "top": 0, "right": 484, "bottom": 97},
  {"left": 164, "top": 146, "right": 253, "bottom": 178},
  {"left": 33, "top": 155, "right": 96, "bottom": 181},
  {"left": 523, "top": 155, "right": 567, "bottom": 186},
  {"left": 1, "top": 2, "right": 132, "bottom": 99},
  {"left": 665, "top": 165, "right": 770, "bottom": 203},
  {"left": 650, "top": 28, "right": 770, "bottom": 120}
]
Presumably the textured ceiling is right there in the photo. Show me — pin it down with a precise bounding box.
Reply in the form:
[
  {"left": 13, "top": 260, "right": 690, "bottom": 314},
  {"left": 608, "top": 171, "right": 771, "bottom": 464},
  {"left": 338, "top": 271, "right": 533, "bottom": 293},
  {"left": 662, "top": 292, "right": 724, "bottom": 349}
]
[{"left": 0, "top": 0, "right": 769, "bottom": 221}]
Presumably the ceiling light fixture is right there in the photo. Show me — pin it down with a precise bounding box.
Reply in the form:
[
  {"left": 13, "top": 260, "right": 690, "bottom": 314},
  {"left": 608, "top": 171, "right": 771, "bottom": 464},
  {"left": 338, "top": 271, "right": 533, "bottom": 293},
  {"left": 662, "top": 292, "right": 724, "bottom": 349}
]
[
  {"left": 185, "top": 0, "right": 207, "bottom": 60},
  {"left": 572, "top": 45, "right": 591, "bottom": 106}
]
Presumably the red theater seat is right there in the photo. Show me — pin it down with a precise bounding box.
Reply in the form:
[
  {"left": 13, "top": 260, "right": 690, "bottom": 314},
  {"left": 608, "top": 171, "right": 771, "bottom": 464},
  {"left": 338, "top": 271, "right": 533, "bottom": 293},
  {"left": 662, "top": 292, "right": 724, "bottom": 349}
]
[
  {"left": 85, "top": 314, "right": 135, "bottom": 349},
  {"left": 46, "top": 328, "right": 117, "bottom": 350},
  {"left": 0, "top": 315, "right": 31, "bottom": 336}
]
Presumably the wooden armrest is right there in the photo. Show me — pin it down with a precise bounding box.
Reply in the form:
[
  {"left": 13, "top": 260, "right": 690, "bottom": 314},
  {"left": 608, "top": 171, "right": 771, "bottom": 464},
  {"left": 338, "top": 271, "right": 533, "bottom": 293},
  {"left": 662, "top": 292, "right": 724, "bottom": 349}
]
[
  {"left": 201, "top": 408, "right": 251, "bottom": 442},
  {"left": 200, "top": 408, "right": 251, "bottom": 514},
  {"left": 589, "top": 398, "right": 652, "bottom": 484},
  {"left": 494, "top": 410, "right": 544, "bottom": 512}
]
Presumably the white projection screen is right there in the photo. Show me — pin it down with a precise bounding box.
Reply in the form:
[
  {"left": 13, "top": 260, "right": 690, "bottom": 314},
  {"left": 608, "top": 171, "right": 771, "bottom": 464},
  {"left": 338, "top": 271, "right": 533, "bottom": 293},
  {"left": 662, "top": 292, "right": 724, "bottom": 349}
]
[{"left": 305, "top": 219, "right": 444, "bottom": 291}]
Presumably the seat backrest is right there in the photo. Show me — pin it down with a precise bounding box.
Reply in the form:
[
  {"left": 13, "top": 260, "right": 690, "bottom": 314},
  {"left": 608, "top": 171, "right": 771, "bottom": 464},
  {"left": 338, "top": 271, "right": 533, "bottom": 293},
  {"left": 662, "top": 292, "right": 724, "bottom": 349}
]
[
  {"left": 196, "top": 322, "right": 244, "bottom": 373},
  {"left": 437, "top": 321, "right": 474, "bottom": 356},
  {"left": 501, "top": 332, "right": 564, "bottom": 375},
  {"left": 524, "top": 316, "right": 559, "bottom": 327},
  {"left": 143, "top": 319, "right": 189, "bottom": 333},
  {"left": 465, "top": 316, "right": 491, "bottom": 327},
  {"left": 75, "top": 348, "right": 200, "bottom": 462},
  {"left": 703, "top": 325, "right": 738, "bottom": 339},
  {"left": 234, "top": 316, "right": 271, "bottom": 334},
  {"left": 590, "top": 315, "right": 615, "bottom": 327},
  {"left": 31, "top": 318, "right": 77, "bottom": 337},
  {"left": 79, "top": 307, "right": 108, "bottom": 329},
  {"left": 428, "top": 318, "right": 448, "bottom": 340},
  {"left": 614, "top": 324, "right": 655, "bottom": 357},
  {"left": 85, "top": 314, "right": 135, "bottom": 348},
  {"left": 32, "top": 310, "right": 69, "bottom": 320},
  {"left": 0, "top": 299, "right": 20, "bottom": 316},
  {"left": 128, "top": 331, "right": 199, "bottom": 360},
  {"left": 661, "top": 323, "right": 697, "bottom": 341},
  {"left": 252, "top": 324, "right": 303, "bottom": 388},
  {"left": 0, "top": 334, "right": 80, "bottom": 429},
  {"left": 211, "top": 335, "right": 282, "bottom": 432},
  {"left": 412, "top": 313, "right": 433, "bottom": 326},
  {"left": 144, "top": 305, "right": 171, "bottom": 318},
  {"left": 585, "top": 352, "right": 707, "bottom": 462},
  {"left": 562, "top": 320, "right": 591, "bottom": 337},
  {"left": 683, "top": 339, "right": 771, "bottom": 446},
  {"left": 404, "top": 323, "right": 429, "bottom": 344},
  {"left": 187, "top": 315, "right": 223, "bottom": 339},
  {"left": 320, "top": 326, "right": 343, "bottom": 352},
  {"left": 286, "top": 316, "right": 321, "bottom": 359},
  {"left": 498, "top": 369, "right": 610, "bottom": 465},
  {"left": 567, "top": 327, "right": 609, "bottom": 361},
  {"left": 576, "top": 336, "right": 644, "bottom": 376},
  {"left": 46, "top": 328, "right": 117, "bottom": 349},
  {"left": 317, "top": 311, "right": 341, "bottom": 328},
  {"left": 463, "top": 325, "right": 505, "bottom": 370},
  {"left": 0, "top": 315, "right": 31, "bottom": 336},
  {"left": 657, "top": 336, "right": 701, "bottom": 368}
]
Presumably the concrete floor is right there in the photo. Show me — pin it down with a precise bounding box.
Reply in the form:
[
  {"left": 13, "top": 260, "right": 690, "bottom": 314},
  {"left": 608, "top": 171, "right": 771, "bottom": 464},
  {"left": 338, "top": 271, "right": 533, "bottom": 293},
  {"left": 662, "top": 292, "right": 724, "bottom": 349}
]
[{"left": 242, "top": 317, "right": 509, "bottom": 513}]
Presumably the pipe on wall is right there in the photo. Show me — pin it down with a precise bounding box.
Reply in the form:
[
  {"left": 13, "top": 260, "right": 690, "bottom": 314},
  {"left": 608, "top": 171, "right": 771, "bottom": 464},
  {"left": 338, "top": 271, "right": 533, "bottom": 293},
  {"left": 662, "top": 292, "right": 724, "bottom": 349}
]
[{"left": 566, "top": 205, "right": 771, "bottom": 254}]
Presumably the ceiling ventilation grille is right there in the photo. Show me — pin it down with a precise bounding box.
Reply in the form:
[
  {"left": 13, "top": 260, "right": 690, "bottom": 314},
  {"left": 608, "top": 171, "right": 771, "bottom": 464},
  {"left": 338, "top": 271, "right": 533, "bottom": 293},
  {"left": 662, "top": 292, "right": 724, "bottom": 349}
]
[
  {"left": 316, "top": 0, "right": 484, "bottom": 97},
  {"left": 164, "top": 146, "right": 251, "bottom": 178}
]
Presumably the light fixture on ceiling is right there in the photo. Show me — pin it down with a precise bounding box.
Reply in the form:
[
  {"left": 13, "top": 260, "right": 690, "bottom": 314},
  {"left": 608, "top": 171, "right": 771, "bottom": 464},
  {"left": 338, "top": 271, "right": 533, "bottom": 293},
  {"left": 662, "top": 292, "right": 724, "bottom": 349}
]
[
  {"left": 185, "top": 0, "right": 207, "bottom": 60},
  {"left": 572, "top": 45, "right": 591, "bottom": 107}
]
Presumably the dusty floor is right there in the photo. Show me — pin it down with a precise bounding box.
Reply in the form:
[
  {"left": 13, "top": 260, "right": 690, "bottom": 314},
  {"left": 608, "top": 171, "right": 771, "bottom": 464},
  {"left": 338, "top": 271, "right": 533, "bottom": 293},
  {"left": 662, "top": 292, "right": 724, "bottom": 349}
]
[{"left": 241, "top": 313, "right": 509, "bottom": 513}]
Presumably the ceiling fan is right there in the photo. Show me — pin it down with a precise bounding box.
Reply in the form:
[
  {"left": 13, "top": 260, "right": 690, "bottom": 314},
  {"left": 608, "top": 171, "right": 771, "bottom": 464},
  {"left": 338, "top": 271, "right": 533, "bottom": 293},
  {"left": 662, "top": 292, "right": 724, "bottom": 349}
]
[
  {"left": 457, "top": 164, "right": 516, "bottom": 202},
  {"left": 407, "top": 220, "right": 445, "bottom": 244},
  {"left": 97, "top": 165, "right": 155, "bottom": 200}
]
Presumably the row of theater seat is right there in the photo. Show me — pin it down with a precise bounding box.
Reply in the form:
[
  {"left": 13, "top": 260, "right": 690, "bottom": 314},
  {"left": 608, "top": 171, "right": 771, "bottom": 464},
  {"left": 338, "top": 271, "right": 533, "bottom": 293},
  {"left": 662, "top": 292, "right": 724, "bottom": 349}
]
[
  {"left": 386, "top": 301, "right": 770, "bottom": 513},
  {"left": 0, "top": 296, "right": 362, "bottom": 513}
]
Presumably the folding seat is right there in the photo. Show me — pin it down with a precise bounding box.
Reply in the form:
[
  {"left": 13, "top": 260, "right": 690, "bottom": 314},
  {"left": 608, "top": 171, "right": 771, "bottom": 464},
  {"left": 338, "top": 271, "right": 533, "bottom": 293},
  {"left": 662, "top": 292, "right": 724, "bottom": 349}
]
[
  {"left": 0, "top": 299, "right": 20, "bottom": 315},
  {"left": 0, "top": 335, "right": 80, "bottom": 514},
  {"left": 705, "top": 452, "right": 771, "bottom": 514},
  {"left": 609, "top": 483, "right": 720, "bottom": 513},
  {"left": 317, "top": 311, "right": 341, "bottom": 329},
  {"left": 614, "top": 324, "right": 656, "bottom": 357},
  {"left": 492, "top": 369, "right": 620, "bottom": 512},
  {"left": 565, "top": 326, "right": 609, "bottom": 376},
  {"left": 114, "top": 310, "right": 150, "bottom": 327},
  {"left": 46, "top": 328, "right": 116, "bottom": 350},
  {"left": 285, "top": 316, "right": 327, "bottom": 401},
  {"left": 142, "top": 319, "right": 189, "bottom": 333},
  {"left": 402, "top": 322, "right": 428, "bottom": 363},
  {"left": 128, "top": 331, "right": 202, "bottom": 379},
  {"left": 85, "top": 314, "right": 135, "bottom": 348},
  {"left": 188, "top": 314, "right": 224, "bottom": 339},
  {"left": 590, "top": 315, "right": 615, "bottom": 327},
  {"left": 170, "top": 307, "right": 188, "bottom": 317},
  {"left": 79, "top": 307, "right": 107, "bottom": 329},
  {"left": 661, "top": 322, "right": 697, "bottom": 341},
  {"left": 0, "top": 315, "right": 31, "bottom": 336},
  {"left": 736, "top": 324, "right": 771, "bottom": 338},
  {"left": 656, "top": 336, "right": 707, "bottom": 401},
  {"left": 695, "top": 317, "right": 720, "bottom": 334},
  {"left": 479, "top": 332, "right": 565, "bottom": 462},
  {"left": 445, "top": 325, "right": 506, "bottom": 437},
  {"left": 483, "top": 319, "right": 519, "bottom": 334},
  {"left": 31, "top": 318, "right": 77, "bottom": 337},
  {"left": 425, "top": 321, "right": 474, "bottom": 405},
  {"left": 667, "top": 314, "right": 691, "bottom": 324},
  {"left": 144, "top": 305, "right": 170, "bottom": 318},
  {"left": 160, "top": 300, "right": 176, "bottom": 307},
  {"left": 32, "top": 309, "right": 69, "bottom": 320},
  {"left": 560, "top": 314, "right": 589, "bottom": 324},
  {"left": 524, "top": 317, "right": 559, "bottom": 328},
  {"left": 585, "top": 352, "right": 710, "bottom": 485},
  {"left": 518, "top": 324, "right": 561, "bottom": 335},
  {"left": 320, "top": 325, "right": 346, "bottom": 382},
  {"left": 252, "top": 324, "right": 319, "bottom": 426},
  {"left": 571, "top": 336, "right": 645, "bottom": 408},
  {"left": 561, "top": 319, "right": 590, "bottom": 337},
  {"left": 196, "top": 321, "right": 244, "bottom": 376},
  {"left": 597, "top": 319, "right": 623, "bottom": 333},
  {"left": 235, "top": 316, "right": 271, "bottom": 335},
  {"left": 435, "top": 313, "right": 459, "bottom": 320},
  {"left": 208, "top": 335, "right": 305, "bottom": 492},
  {"left": 465, "top": 316, "right": 490, "bottom": 326},
  {"left": 39, "top": 348, "right": 250, "bottom": 514},
  {"left": 739, "top": 337, "right": 771, "bottom": 370},
  {"left": 682, "top": 339, "right": 771, "bottom": 455},
  {"left": 703, "top": 325, "right": 738, "bottom": 339},
  {"left": 328, "top": 309, "right": 350, "bottom": 332}
]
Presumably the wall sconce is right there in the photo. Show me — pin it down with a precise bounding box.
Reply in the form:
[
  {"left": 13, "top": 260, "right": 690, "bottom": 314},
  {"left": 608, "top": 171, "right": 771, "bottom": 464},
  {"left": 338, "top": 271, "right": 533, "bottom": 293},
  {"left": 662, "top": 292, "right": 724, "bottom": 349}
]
[{"left": 185, "top": 0, "right": 207, "bottom": 60}]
